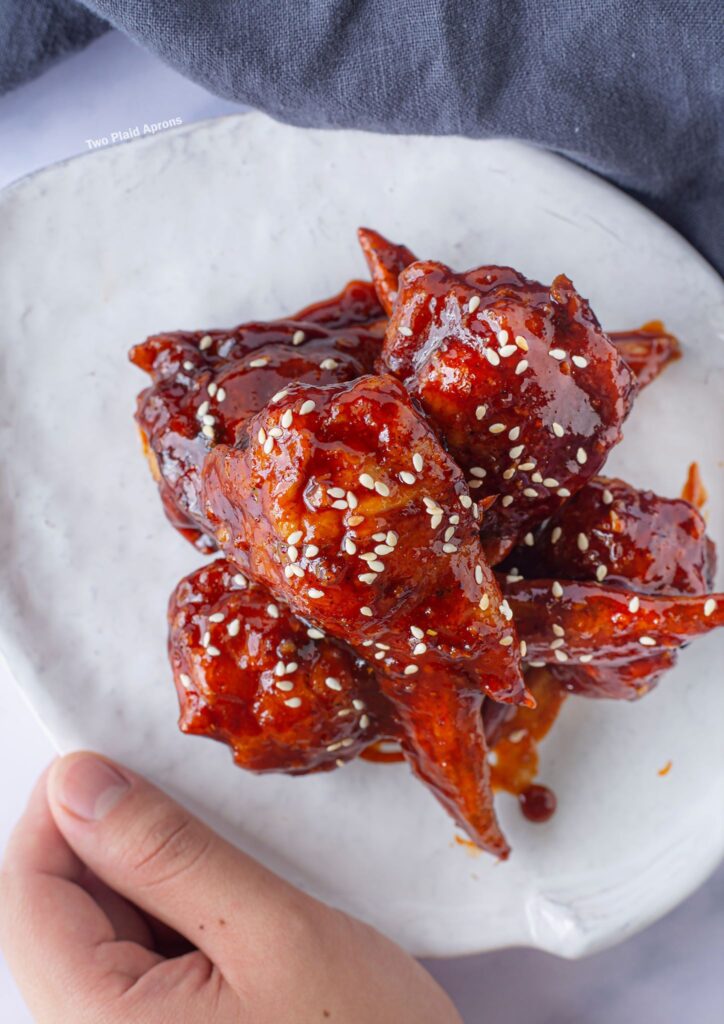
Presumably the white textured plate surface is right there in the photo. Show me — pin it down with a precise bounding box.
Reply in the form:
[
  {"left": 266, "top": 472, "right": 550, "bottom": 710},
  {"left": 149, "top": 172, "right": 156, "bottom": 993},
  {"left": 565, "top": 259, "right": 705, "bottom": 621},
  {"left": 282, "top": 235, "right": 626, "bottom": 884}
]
[{"left": 1, "top": 114, "right": 722, "bottom": 959}]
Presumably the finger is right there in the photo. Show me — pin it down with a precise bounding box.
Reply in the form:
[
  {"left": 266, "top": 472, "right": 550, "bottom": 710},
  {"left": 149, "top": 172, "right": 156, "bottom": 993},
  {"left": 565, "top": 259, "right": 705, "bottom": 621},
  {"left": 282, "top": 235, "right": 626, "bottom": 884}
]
[
  {"left": 47, "top": 752, "right": 318, "bottom": 971},
  {"left": 0, "top": 767, "right": 162, "bottom": 1022},
  {"left": 82, "top": 870, "right": 155, "bottom": 949}
]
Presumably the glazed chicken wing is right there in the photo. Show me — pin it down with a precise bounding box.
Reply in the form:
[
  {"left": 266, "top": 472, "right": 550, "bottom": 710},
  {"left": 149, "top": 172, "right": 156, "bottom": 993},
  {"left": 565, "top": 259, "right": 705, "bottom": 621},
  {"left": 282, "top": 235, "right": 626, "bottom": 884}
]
[
  {"left": 169, "top": 556, "right": 390, "bottom": 773},
  {"left": 609, "top": 322, "right": 680, "bottom": 388},
  {"left": 200, "top": 373, "right": 527, "bottom": 852},
  {"left": 358, "top": 229, "right": 638, "bottom": 563},
  {"left": 130, "top": 281, "right": 385, "bottom": 550},
  {"left": 503, "top": 477, "right": 721, "bottom": 697}
]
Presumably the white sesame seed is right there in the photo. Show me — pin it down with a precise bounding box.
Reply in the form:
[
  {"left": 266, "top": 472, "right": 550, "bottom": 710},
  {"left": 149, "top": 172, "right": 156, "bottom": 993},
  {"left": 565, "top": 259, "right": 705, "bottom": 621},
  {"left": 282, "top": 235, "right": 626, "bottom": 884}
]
[
  {"left": 577, "top": 533, "right": 590, "bottom": 552},
  {"left": 386, "top": 531, "right": 398, "bottom": 546},
  {"left": 499, "top": 635, "right": 514, "bottom": 647},
  {"left": 531, "top": 471, "right": 543, "bottom": 483},
  {"left": 520, "top": 641, "right": 527, "bottom": 657},
  {"left": 552, "top": 623, "right": 565, "bottom": 637},
  {"left": 485, "top": 348, "right": 501, "bottom": 367},
  {"left": 199, "top": 335, "right": 212, "bottom": 351},
  {"left": 498, "top": 329, "right": 509, "bottom": 344},
  {"left": 469, "top": 480, "right": 484, "bottom": 489},
  {"left": 399, "top": 325, "right": 413, "bottom": 337},
  {"left": 368, "top": 560, "right": 385, "bottom": 573},
  {"left": 201, "top": 424, "right": 215, "bottom": 439},
  {"left": 292, "top": 329, "right": 306, "bottom": 346},
  {"left": 227, "top": 618, "right": 241, "bottom": 637},
  {"left": 287, "top": 545, "right": 298, "bottom": 562},
  {"left": 325, "top": 677, "right": 343, "bottom": 691},
  {"left": 307, "top": 627, "right": 325, "bottom": 639},
  {"left": 268, "top": 427, "right": 283, "bottom": 439},
  {"left": 183, "top": 360, "right": 194, "bottom": 371},
  {"left": 343, "top": 538, "right": 356, "bottom": 555},
  {"left": 328, "top": 487, "right": 345, "bottom": 499},
  {"left": 331, "top": 500, "right": 348, "bottom": 510},
  {"left": 552, "top": 581, "right": 564, "bottom": 597},
  {"left": 519, "top": 462, "right": 536, "bottom": 471},
  {"left": 500, "top": 345, "right": 518, "bottom": 358},
  {"left": 197, "top": 400, "right": 210, "bottom": 417},
  {"left": 232, "top": 573, "right": 247, "bottom": 588},
  {"left": 543, "top": 478, "right": 559, "bottom": 488},
  {"left": 475, "top": 565, "right": 484, "bottom": 585},
  {"left": 359, "top": 472, "right": 375, "bottom": 490},
  {"left": 360, "top": 714, "right": 370, "bottom": 729},
  {"left": 308, "top": 588, "right": 324, "bottom": 599},
  {"left": 360, "top": 605, "right": 373, "bottom": 617},
  {"left": 489, "top": 422, "right": 505, "bottom": 434},
  {"left": 552, "top": 422, "right": 565, "bottom": 437},
  {"left": 360, "top": 551, "right": 378, "bottom": 563},
  {"left": 459, "top": 495, "right": 473, "bottom": 509},
  {"left": 407, "top": 628, "right": 424, "bottom": 643},
  {"left": 348, "top": 515, "right": 365, "bottom": 526},
  {"left": 267, "top": 603, "right": 279, "bottom": 618},
  {"left": 281, "top": 409, "right": 293, "bottom": 429},
  {"left": 639, "top": 636, "right": 656, "bottom": 647},
  {"left": 704, "top": 598, "right": 716, "bottom": 617},
  {"left": 523, "top": 487, "right": 538, "bottom": 498},
  {"left": 554, "top": 649, "right": 569, "bottom": 662},
  {"left": 201, "top": 631, "right": 211, "bottom": 647},
  {"left": 557, "top": 487, "right": 571, "bottom": 497},
  {"left": 375, "top": 544, "right": 394, "bottom": 555},
  {"left": 207, "top": 646, "right": 221, "bottom": 657},
  {"left": 602, "top": 489, "right": 614, "bottom": 505},
  {"left": 479, "top": 593, "right": 490, "bottom": 611},
  {"left": 444, "top": 526, "right": 455, "bottom": 542},
  {"left": 207, "top": 382, "right": 218, "bottom": 398},
  {"left": 442, "top": 543, "right": 457, "bottom": 554},
  {"left": 263, "top": 436, "right": 274, "bottom": 453},
  {"left": 475, "top": 404, "right": 487, "bottom": 420},
  {"left": 500, "top": 599, "right": 513, "bottom": 620},
  {"left": 256, "top": 427, "right": 267, "bottom": 445},
  {"left": 430, "top": 513, "right": 443, "bottom": 528},
  {"left": 290, "top": 565, "right": 305, "bottom": 578},
  {"left": 285, "top": 662, "right": 298, "bottom": 674},
  {"left": 468, "top": 295, "right": 481, "bottom": 313},
  {"left": 320, "top": 358, "right": 339, "bottom": 370},
  {"left": 179, "top": 672, "right": 193, "bottom": 689},
  {"left": 550, "top": 638, "right": 565, "bottom": 650},
  {"left": 579, "top": 654, "right": 594, "bottom": 663},
  {"left": 628, "top": 596, "right": 640, "bottom": 613},
  {"left": 352, "top": 699, "right": 366, "bottom": 710},
  {"left": 277, "top": 680, "right": 294, "bottom": 692},
  {"left": 413, "top": 642, "right": 427, "bottom": 656},
  {"left": 523, "top": 532, "right": 534, "bottom": 547},
  {"left": 208, "top": 612, "right": 224, "bottom": 623},
  {"left": 249, "top": 357, "right": 269, "bottom": 368},
  {"left": 399, "top": 471, "right": 416, "bottom": 485},
  {"left": 271, "top": 388, "right": 289, "bottom": 403},
  {"left": 596, "top": 564, "right": 608, "bottom": 581},
  {"left": 572, "top": 355, "right": 588, "bottom": 368},
  {"left": 299, "top": 399, "right": 316, "bottom": 415},
  {"left": 287, "top": 530, "right": 303, "bottom": 546},
  {"left": 508, "top": 426, "right": 521, "bottom": 441},
  {"left": 409, "top": 454, "right": 423, "bottom": 475},
  {"left": 529, "top": 660, "right": 546, "bottom": 668},
  {"left": 501, "top": 495, "right": 514, "bottom": 507},
  {"left": 358, "top": 573, "right": 377, "bottom": 585},
  {"left": 515, "top": 359, "right": 529, "bottom": 374},
  {"left": 327, "top": 741, "right": 344, "bottom": 752},
  {"left": 550, "top": 348, "right": 566, "bottom": 360},
  {"left": 470, "top": 467, "right": 486, "bottom": 479},
  {"left": 216, "top": 387, "right": 226, "bottom": 402},
  {"left": 284, "top": 697, "right": 302, "bottom": 708},
  {"left": 509, "top": 445, "right": 525, "bottom": 459},
  {"left": 576, "top": 447, "right": 588, "bottom": 465},
  {"left": 404, "top": 665, "right": 419, "bottom": 675}
]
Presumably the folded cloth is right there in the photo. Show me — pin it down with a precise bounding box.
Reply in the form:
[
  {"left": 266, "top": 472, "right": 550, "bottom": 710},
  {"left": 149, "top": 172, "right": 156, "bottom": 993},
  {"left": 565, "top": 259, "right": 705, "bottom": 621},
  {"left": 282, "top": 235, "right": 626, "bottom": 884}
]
[{"left": 1, "top": 0, "right": 722, "bottom": 274}]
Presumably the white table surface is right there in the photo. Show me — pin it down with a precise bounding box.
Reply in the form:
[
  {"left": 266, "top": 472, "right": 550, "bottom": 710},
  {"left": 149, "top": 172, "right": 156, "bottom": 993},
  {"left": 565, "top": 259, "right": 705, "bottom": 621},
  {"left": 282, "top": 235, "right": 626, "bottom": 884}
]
[{"left": 0, "top": 30, "right": 722, "bottom": 1024}]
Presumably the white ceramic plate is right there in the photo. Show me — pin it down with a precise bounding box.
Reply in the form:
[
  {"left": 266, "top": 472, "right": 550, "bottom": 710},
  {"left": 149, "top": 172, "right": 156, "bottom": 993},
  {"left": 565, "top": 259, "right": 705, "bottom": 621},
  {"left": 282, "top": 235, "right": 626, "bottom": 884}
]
[{"left": 1, "top": 114, "right": 722, "bottom": 959}]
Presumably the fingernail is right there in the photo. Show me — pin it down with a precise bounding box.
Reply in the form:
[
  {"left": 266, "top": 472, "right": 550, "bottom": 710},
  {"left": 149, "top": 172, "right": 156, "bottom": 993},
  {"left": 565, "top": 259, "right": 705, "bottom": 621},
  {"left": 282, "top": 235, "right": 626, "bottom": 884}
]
[{"left": 56, "top": 756, "right": 131, "bottom": 821}]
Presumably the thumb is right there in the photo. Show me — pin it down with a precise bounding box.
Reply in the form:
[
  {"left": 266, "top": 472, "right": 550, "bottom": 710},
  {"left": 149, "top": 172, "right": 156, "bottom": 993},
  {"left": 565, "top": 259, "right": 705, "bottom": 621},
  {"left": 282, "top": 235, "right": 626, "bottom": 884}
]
[{"left": 47, "top": 752, "right": 313, "bottom": 969}]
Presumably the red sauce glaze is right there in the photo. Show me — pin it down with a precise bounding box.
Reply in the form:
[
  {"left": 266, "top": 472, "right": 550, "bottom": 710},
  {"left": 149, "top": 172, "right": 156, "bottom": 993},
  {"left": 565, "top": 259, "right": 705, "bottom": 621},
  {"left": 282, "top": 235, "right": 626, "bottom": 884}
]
[
  {"left": 489, "top": 668, "right": 566, "bottom": 801},
  {"left": 360, "top": 741, "right": 405, "bottom": 764},
  {"left": 130, "top": 281, "right": 386, "bottom": 550},
  {"left": 609, "top": 321, "right": 681, "bottom": 388},
  {"left": 681, "top": 462, "right": 708, "bottom": 510},
  {"left": 359, "top": 229, "right": 637, "bottom": 564},
  {"left": 518, "top": 784, "right": 557, "bottom": 823}
]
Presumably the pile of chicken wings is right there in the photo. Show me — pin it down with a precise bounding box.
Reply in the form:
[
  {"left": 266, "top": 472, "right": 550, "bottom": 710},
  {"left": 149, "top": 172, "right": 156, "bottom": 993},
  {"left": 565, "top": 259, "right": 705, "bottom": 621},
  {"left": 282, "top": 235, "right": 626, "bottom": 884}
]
[{"left": 130, "top": 230, "right": 721, "bottom": 856}]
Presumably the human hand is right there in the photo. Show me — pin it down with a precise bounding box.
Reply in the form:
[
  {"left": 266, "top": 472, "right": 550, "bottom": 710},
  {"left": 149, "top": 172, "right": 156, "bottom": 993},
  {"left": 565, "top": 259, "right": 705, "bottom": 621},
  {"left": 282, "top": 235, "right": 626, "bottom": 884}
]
[{"left": 0, "top": 753, "right": 461, "bottom": 1023}]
